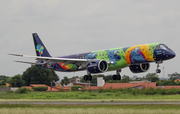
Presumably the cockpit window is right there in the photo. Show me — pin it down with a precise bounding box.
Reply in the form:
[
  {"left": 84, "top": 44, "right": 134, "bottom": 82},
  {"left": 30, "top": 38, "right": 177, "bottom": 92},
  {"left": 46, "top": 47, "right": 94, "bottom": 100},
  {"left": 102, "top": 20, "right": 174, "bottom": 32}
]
[
  {"left": 155, "top": 44, "right": 169, "bottom": 50},
  {"left": 160, "top": 45, "right": 167, "bottom": 50},
  {"left": 162, "top": 44, "right": 169, "bottom": 49},
  {"left": 156, "top": 45, "right": 160, "bottom": 49},
  {"left": 160, "top": 44, "right": 169, "bottom": 50}
]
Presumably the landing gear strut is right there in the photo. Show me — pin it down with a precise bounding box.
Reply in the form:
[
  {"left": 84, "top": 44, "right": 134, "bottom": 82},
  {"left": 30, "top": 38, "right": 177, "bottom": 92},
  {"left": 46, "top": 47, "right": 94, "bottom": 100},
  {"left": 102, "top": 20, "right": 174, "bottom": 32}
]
[
  {"left": 113, "top": 69, "right": 121, "bottom": 80},
  {"left": 156, "top": 61, "right": 162, "bottom": 73},
  {"left": 84, "top": 71, "right": 92, "bottom": 81}
]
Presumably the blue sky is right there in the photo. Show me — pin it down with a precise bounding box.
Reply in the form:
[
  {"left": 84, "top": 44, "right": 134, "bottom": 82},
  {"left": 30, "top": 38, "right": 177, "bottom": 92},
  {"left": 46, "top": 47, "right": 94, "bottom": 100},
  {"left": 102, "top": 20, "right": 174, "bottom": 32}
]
[{"left": 1, "top": 0, "right": 180, "bottom": 79}]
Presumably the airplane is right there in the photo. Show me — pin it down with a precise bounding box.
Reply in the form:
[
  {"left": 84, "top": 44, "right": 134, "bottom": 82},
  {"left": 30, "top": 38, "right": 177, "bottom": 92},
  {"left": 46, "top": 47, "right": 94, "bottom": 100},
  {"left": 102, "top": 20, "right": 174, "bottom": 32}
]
[{"left": 9, "top": 33, "right": 176, "bottom": 81}]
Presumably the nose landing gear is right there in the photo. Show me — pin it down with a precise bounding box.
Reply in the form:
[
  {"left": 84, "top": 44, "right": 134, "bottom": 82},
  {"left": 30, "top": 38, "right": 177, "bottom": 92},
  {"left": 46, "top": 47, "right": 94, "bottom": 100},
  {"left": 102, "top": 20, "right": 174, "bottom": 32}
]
[
  {"left": 156, "top": 61, "right": 162, "bottom": 73},
  {"left": 156, "top": 69, "right": 161, "bottom": 73}
]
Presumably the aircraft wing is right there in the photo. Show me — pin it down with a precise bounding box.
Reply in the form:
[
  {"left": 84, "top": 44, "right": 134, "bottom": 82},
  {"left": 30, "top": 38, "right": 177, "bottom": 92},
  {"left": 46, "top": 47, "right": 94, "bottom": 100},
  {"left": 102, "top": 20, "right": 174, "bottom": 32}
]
[{"left": 9, "top": 53, "right": 90, "bottom": 66}]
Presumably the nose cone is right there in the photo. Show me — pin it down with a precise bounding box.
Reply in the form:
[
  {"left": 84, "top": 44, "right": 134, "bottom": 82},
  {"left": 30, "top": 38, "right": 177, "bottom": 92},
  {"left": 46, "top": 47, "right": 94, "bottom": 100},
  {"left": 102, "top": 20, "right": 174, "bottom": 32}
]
[
  {"left": 154, "top": 44, "right": 176, "bottom": 61},
  {"left": 166, "top": 49, "right": 176, "bottom": 59},
  {"left": 169, "top": 50, "right": 176, "bottom": 59}
]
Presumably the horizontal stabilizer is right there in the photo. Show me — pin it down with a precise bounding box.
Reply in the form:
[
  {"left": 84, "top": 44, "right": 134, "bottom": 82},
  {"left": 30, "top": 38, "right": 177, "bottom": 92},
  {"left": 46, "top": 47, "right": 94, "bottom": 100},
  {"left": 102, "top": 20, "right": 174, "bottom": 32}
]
[
  {"left": 8, "top": 53, "right": 23, "bottom": 57},
  {"left": 15, "top": 61, "right": 44, "bottom": 65},
  {"left": 9, "top": 53, "right": 91, "bottom": 66}
]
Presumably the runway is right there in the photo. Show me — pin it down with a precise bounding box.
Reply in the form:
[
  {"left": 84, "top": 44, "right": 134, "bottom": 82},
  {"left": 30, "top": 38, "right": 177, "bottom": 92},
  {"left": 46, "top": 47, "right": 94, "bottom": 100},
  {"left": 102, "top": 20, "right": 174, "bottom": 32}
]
[{"left": 1, "top": 102, "right": 180, "bottom": 105}]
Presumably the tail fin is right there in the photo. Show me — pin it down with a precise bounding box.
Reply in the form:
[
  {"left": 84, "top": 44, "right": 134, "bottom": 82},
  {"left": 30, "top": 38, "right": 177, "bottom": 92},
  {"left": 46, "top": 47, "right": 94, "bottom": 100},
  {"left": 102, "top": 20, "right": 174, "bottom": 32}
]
[{"left": 32, "top": 33, "right": 51, "bottom": 57}]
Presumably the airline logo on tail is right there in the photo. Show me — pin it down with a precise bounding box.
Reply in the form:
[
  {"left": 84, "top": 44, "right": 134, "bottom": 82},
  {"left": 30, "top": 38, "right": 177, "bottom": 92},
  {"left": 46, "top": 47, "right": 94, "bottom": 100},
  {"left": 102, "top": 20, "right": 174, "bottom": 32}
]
[{"left": 36, "top": 44, "right": 44, "bottom": 56}]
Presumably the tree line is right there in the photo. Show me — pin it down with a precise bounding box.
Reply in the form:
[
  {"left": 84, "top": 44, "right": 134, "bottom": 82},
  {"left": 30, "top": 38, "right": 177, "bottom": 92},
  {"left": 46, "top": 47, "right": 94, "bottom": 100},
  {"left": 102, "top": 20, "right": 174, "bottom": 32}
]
[
  {"left": 0, "top": 66, "right": 59, "bottom": 87},
  {"left": 1, "top": 66, "right": 180, "bottom": 87},
  {"left": 61, "top": 72, "right": 180, "bottom": 86}
]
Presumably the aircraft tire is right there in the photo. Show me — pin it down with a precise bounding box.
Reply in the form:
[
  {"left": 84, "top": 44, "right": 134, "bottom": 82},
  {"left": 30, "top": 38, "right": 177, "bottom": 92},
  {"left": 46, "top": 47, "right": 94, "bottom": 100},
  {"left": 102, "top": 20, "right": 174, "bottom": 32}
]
[
  {"left": 156, "top": 69, "right": 161, "bottom": 73},
  {"left": 118, "top": 75, "right": 121, "bottom": 80},
  {"left": 89, "top": 75, "right": 92, "bottom": 81},
  {"left": 84, "top": 75, "right": 88, "bottom": 81},
  {"left": 117, "top": 75, "right": 120, "bottom": 80},
  {"left": 113, "top": 75, "right": 117, "bottom": 80}
]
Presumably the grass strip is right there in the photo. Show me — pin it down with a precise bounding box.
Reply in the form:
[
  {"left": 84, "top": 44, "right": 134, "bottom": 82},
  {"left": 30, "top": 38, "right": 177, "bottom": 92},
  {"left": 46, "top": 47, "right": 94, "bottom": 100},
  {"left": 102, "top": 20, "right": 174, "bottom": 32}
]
[
  {"left": 2, "top": 92, "right": 180, "bottom": 99},
  {"left": 1, "top": 99, "right": 180, "bottom": 102},
  {"left": 0, "top": 104, "right": 180, "bottom": 114},
  {"left": 0, "top": 104, "right": 179, "bottom": 109}
]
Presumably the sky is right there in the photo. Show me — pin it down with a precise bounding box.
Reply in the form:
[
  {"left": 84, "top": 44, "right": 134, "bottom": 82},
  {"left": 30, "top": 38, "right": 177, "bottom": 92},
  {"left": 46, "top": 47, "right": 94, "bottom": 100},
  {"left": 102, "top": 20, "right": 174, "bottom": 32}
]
[{"left": 0, "top": 0, "right": 180, "bottom": 79}]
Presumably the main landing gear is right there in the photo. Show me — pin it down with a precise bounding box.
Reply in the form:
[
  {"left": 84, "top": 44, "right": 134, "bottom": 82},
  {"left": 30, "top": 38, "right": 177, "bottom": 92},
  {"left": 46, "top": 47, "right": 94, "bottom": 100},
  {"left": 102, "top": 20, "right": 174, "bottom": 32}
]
[
  {"left": 156, "top": 61, "right": 162, "bottom": 73},
  {"left": 83, "top": 70, "right": 122, "bottom": 81},
  {"left": 113, "top": 69, "right": 121, "bottom": 80},
  {"left": 84, "top": 71, "right": 92, "bottom": 81}
]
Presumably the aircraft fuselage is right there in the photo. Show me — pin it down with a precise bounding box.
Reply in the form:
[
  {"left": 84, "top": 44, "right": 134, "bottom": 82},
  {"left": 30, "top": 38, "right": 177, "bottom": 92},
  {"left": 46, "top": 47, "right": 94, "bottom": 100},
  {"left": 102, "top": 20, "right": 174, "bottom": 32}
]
[{"left": 40, "top": 43, "right": 175, "bottom": 72}]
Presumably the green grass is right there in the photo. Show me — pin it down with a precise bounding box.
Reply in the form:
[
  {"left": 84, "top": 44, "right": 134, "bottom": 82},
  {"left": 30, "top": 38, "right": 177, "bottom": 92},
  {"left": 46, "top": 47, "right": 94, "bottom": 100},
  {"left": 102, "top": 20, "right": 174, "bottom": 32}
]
[
  {"left": 0, "top": 104, "right": 180, "bottom": 114},
  {"left": 1, "top": 91, "right": 180, "bottom": 100},
  {"left": 0, "top": 104, "right": 179, "bottom": 109},
  {"left": 0, "top": 91, "right": 180, "bottom": 102}
]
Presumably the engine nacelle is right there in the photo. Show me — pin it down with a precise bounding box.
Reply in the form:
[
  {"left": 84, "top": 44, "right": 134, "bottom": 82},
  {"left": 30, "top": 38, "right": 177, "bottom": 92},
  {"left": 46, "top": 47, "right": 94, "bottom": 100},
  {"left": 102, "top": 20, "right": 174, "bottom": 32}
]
[
  {"left": 87, "top": 60, "right": 108, "bottom": 73},
  {"left": 129, "top": 63, "right": 150, "bottom": 73}
]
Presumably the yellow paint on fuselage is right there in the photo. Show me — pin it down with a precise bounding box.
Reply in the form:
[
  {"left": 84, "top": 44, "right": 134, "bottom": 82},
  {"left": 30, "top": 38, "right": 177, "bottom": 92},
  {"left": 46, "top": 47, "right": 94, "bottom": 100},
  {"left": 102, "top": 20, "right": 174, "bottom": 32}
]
[{"left": 124, "top": 44, "right": 155, "bottom": 64}]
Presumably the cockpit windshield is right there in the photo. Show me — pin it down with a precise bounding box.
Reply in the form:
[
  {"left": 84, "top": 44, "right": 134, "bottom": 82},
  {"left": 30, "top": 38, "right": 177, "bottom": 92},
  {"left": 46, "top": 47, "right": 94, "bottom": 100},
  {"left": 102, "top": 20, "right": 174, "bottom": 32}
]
[
  {"left": 161, "top": 44, "right": 169, "bottom": 50},
  {"left": 156, "top": 44, "right": 169, "bottom": 50},
  {"left": 160, "top": 45, "right": 167, "bottom": 50}
]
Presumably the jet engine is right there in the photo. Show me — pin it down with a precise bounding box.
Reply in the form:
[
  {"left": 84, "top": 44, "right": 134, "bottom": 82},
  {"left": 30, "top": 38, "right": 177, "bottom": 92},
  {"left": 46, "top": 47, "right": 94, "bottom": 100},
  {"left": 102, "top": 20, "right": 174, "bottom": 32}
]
[
  {"left": 129, "top": 63, "right": 150, "bottom": 73},
  {"left": 87, "top": 60, "right": 108, "bottom": 73}
]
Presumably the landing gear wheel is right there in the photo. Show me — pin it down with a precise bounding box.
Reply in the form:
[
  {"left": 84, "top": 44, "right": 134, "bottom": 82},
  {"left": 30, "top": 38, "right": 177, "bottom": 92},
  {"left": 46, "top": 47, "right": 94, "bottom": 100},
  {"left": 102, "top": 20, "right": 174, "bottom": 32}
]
[
  {"left": 89, "top": 75, "right": 92, "bottom": 81},
  {"left": 84, "top": 75, "right": 92, "bottom": 81},
  {"left": 84, "top": 75, "right": 88, "bottom": 81},
  {"left": 155, "top": 62, "right": 162, "bottom": 73},
  {"left": 117, "top": 75, "right": 121, "bottom": 80},
  {"left": 113, "top": 69, "right": 122, "bottom": 80},
  {"left": 156, "top": 69, "right": 161, "bottom": 73},
  {"left": 119, "top": 75, "right": 121, "bottom": 80},
  {"left": 113, "top": 75, "right": 117, "bottom": 80},
  {"left": 113, "top": 75, "right": 121, "bottom": 80}
]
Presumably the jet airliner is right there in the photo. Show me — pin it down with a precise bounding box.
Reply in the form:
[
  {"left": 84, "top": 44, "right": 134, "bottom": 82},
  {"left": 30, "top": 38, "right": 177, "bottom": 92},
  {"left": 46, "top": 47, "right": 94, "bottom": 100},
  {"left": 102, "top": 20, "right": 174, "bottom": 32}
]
[{"left": 10, "top": 33, "right": 176, "bottom": 81}]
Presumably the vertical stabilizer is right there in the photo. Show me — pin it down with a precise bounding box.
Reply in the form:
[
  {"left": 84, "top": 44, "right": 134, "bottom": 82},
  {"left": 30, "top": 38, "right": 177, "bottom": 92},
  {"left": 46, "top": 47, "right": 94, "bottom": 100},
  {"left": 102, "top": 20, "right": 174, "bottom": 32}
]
[{"left": 32, "top": 33, "right": 51, "bottom": 57}]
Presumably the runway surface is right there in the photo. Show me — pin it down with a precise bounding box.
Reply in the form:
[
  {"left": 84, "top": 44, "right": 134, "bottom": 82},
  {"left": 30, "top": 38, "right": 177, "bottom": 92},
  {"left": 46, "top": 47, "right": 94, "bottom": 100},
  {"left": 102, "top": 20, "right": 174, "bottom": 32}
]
[{"left": 1, "top": 102, "right": 180, "bottom": 105}]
